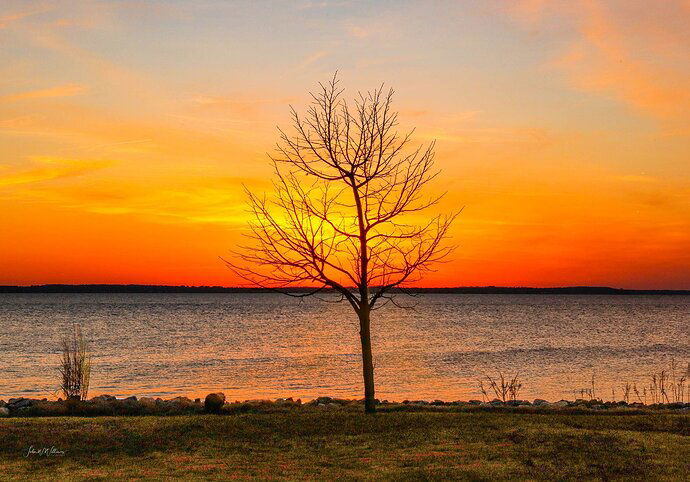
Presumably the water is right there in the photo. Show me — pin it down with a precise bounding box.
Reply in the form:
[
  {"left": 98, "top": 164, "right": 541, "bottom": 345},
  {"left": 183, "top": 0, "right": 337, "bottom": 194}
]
[{"left": 1, "top": 293, "right": 688, "bottom": 402}]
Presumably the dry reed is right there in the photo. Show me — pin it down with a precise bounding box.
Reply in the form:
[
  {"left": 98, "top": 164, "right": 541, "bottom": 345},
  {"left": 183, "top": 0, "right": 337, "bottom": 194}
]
[
  {"left": 479, "top": 372, "right": 522, "bottom": 402},
  {"left": 59, "top": 324, "right": 91, "bottom": 401}
]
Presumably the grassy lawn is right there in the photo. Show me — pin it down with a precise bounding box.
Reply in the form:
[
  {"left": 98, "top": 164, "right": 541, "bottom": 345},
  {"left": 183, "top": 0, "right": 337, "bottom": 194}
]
[{"left": 1, "top": 409, "right": 688, "bottom": 480}]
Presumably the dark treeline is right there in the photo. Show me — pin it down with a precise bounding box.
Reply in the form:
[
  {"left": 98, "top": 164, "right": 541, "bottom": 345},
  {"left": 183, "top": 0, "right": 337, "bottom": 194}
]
[{"left": 1, "top": 284, "right": 688, "bottom": 295}]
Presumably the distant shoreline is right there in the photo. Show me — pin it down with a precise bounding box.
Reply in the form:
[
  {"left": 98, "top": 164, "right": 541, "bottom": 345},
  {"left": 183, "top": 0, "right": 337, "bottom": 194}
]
[{"left": 1, "top": 284, "right": 688, "bottom": 295}]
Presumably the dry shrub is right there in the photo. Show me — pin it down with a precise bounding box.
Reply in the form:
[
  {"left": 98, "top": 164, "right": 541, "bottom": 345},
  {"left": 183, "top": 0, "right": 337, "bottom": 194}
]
[
  {"left": 59, "top": 324, "right": 91, "bottom": 401},
  {"left": 479, "top": 372, "right": 522, "bottom": 402}
]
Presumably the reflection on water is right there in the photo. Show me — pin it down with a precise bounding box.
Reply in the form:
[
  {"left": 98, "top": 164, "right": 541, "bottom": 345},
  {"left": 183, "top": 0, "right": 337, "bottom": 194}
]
[{"left": 1, "top": 293, "right": 688, "bottom": 401}]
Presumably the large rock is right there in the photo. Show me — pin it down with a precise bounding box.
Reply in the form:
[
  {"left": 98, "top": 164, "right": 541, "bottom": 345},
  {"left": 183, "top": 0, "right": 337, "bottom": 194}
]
[
  {"left": 170, "top": 397, "right": 194, "bottom": 409},
  {"left": 7, "top": 398, "right": 33, "bottom": 410},
  {"left": 0, "top": 407, "right": 9, "bottom": 417},
  {"left": 91, "top": 395, "right": 117, "bottom": 403},
  {"left": 204, "top": 393, "right": 226, "bottom": 412},
  {"left": 532, "top": 399, "right": 550, "bottom": 406},
  {"left": 139, "top": 397, "right": 157, "bottom": 409}
]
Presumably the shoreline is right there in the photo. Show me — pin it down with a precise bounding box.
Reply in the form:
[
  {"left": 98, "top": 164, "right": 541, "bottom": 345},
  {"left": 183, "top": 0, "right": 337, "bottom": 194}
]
[{"left": 2, "top": 394, "right": 689, "bottom": 417}]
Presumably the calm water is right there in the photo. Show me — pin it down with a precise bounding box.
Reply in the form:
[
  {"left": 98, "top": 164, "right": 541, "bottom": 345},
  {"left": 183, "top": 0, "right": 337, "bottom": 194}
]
[{"left": 1, "top": 293, "right": 688, "bottom": 402}]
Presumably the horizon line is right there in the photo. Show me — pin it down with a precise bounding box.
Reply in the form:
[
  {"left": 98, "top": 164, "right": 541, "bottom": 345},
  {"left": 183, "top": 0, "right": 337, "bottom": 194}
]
[{"left": 0, "top": 284, "right": 688, "bottom": 295}]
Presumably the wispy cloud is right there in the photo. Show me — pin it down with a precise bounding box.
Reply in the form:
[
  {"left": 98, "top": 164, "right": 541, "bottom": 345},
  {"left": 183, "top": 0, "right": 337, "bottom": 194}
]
[
  {"left": 0, "top": 84, "right": 86, "bottom": 102},
  {"left": 0, "top": 5, "right": 54, "bottom": 29},
  {"left": 191, "top": 94, "right": 296, "bottom": 118},
  {"left": 568, "top": 0, "right": 690, "bottom": 122},
  {"left": 346, "top": 25, "right": 369, "bottom": 39},
  {"left": 295, "top": 50, "right": 329, "bottom": 71},
  {"left": 0, "top": 157, "right": 113, "bottom": 188},
  {"left": 10, "top": 175, "right": 269, "bottom": 226},
  {"left": 297, "top": 1, "right": 351, "bottom": 10},
  {"left": 506, "top": 0, "right": 690, "bottom": 133}
]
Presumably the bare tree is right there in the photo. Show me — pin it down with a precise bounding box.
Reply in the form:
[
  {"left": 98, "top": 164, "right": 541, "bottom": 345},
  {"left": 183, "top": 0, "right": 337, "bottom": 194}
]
[{"left": 227, "top": 75, "right": 458, "bottom": 413}]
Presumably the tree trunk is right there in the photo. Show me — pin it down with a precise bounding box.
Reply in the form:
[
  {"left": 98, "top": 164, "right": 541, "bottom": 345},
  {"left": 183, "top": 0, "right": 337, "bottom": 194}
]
[{"left": 358, "top": 307, "right": 376, "bottom": 413}]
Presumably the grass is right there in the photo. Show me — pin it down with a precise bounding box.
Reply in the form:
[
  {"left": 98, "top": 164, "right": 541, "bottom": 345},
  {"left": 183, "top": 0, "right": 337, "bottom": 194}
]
[{"left": 1, "top": 409, "right": 688, "bottom": 480}]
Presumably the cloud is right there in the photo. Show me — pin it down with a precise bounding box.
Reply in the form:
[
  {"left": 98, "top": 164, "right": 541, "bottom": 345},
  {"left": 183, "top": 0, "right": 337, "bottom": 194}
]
[
  {"left": 503, "top": 0, "right": 552, "bottom": 25},
  {"left": 419, "top": 126, "right": 551, "bottom": 145},
  {"left": 0, "top": 157, "right": 113, "bottom": 188},
  {"left": 191, "top": 94, "right": 296, "bottom": 118},
  {"left": 296, "top": 50, "right": 328, "bottom": 70},
  {"left": 0, "top": 84, "right": 86, "bottom": 102},
  {"left": 297, "top": 1, "right": 351, "bottom": 10},
  {"left": 568, "top": 0, "right": 690, "bottom": 121},
  {"left": 506, "top": 0, "right": 690, "bottom": 132},
  {"left": 0, "top": 5, "right": 54, "bottom": 29},
  {"left": 10, "top": 175, "right": 269, "bottom": 226},
  {"left": 346, "top": 25, "right": 369, "bottom": 39},
  {"left": 0, "top": 100, "right": 261, "bottom": 162}
]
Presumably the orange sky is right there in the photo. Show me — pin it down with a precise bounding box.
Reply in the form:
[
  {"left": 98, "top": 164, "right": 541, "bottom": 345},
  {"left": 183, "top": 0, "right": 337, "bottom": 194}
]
[{"left": 1, "top": 0, "right": 689, "bottom": 289}]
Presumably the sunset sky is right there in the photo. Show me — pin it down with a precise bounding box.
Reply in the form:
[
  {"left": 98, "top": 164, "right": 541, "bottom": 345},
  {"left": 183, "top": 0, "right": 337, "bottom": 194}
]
[{"left": 1, "top": 0, "right": 689, "bottom": 289}]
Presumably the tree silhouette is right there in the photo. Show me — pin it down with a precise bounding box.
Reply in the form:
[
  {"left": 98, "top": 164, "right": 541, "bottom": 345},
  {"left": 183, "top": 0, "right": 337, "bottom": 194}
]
[{"left": 227, "top": 75, "right": 458, "bottom": 413}]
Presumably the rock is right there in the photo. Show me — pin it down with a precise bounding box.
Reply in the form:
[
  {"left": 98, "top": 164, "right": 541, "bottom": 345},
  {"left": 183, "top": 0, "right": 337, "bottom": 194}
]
[
  {"left": 431, "top": 400, "right": 446, "bottom": 406},
  {"left": 550, "top": 400, "right": 570, "bottom": 407},
  {"left": 356, "top": 398, "right": 381, "bottom": 405},
  {"left": 0, "top": 407, "right": 9, "bottom": 416},
  {"left": 490, "top": 399, "right": 504, "bottom": 406},
  {"left": 139, "top": 397, "right": 156, "bottom": 409},
  {"left": 124, "top": 396, "right": 138, "bottom": 402},
  {"left": 327, "top": 403, "right": 340, "bottom": 409},
  {"left": 243, "top": 399, "right": 273, "bottom": 405},
  {"left": 194, "top": 398, "right": 201, "bottom": 403},
  {"left": 204, "top": 392, "right": 226, "bottom": 412},
  {"left": 170, "top": 397, "right": 194, "bottom": 409},
  {"left": 7, "top": 398, "right": 33, "bottom": 410},
  {"left": 532, "top": 399, "right": 550, "bottom": 406},
  {"left": 0, "top": 400, "right": 5, "bottom": 407},
  {"left": 91, "top": 395, "right": 117, "bottom": 403}
]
